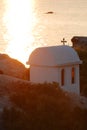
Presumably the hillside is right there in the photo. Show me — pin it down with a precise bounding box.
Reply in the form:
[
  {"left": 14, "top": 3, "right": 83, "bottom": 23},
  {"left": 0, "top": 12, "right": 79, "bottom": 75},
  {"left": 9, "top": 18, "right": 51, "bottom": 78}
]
[
  {"left": 0, "top": 54, "right": 28, "bottom": 79},
  {"left": 0, "top": 77, "right": 86, "bottom": 130}
]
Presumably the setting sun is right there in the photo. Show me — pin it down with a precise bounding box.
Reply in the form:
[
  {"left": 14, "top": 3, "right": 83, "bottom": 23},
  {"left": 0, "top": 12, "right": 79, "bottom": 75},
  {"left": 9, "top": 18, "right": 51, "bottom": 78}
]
[{"left": 4, "top": 0, "right": 36, "bottom": 65}]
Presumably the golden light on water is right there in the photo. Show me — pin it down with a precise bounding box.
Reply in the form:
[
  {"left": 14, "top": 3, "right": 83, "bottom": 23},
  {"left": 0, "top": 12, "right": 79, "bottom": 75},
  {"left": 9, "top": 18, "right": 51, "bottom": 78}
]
[{"left": 4, "top": 0, "right": 37, "bottom": 65}]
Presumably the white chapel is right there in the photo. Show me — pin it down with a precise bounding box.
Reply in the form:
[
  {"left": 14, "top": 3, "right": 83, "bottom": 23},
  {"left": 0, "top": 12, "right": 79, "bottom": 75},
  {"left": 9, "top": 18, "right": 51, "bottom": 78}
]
[{"left": 27, "top": 45, "right": 82, "bottom": 94}]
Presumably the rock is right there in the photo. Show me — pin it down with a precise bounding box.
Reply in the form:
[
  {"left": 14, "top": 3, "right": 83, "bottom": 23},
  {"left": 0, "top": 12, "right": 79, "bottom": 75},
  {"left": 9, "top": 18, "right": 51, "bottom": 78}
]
[
  {"left": 71, "top": 36, "right": 87, "bottom": 50},
  {"left": 45, "top": 11, "right": 54, "bottom": 14},
  {"left": 0, "top": 54, "right": 28, "bottom": 79}
]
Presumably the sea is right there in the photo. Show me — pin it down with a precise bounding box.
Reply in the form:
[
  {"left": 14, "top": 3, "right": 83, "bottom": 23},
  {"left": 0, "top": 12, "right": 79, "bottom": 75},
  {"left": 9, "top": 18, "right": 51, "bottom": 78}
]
[{"left": 0, "top": 0, "right": 87, "bottom": 65}]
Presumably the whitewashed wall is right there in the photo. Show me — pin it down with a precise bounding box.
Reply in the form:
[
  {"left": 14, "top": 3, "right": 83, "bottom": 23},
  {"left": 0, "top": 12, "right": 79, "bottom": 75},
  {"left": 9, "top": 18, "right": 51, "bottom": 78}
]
[
  {"left": 30, "top": 66, "right": 59, "bottom": 83},
  {"left": 59, "top": 65, "right": 80, "bottom": 95},
  {"left": 30, "top": 65, "right": 80, "bottom": 95}
]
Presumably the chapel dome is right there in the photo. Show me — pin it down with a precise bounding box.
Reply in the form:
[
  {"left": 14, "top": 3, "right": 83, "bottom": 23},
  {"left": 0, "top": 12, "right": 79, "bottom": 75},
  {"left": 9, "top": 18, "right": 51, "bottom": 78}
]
[{"left": 28, "top": 45, "right": 82, "bottom": 66}]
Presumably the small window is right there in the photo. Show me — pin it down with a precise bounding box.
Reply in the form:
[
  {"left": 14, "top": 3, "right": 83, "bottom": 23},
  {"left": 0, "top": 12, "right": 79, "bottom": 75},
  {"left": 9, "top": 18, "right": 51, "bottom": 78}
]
[
  {"left": 72, "top": 67, "right": 75, "bottom": 84},
  {"left": 61, "top": 69, "right": 64, "bottom": 86}
]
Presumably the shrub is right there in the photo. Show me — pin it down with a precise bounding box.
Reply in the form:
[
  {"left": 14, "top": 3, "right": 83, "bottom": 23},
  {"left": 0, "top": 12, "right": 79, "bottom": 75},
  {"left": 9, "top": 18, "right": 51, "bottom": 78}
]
[{"left": 2, "top": 82, "right": 87, "bottom": 130}]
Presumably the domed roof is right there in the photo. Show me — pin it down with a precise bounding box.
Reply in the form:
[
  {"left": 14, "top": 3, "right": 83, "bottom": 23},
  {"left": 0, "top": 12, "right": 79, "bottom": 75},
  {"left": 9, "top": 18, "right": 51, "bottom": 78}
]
[{"left": 27, "top": 45, "right": 82, "bottom": 66}]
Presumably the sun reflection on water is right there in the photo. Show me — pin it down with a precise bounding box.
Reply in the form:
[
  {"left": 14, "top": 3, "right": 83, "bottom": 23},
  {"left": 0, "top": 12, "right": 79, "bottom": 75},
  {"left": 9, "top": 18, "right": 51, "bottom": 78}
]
[{"left": 4, "top": 0, "right": 37, "bottom": 65}]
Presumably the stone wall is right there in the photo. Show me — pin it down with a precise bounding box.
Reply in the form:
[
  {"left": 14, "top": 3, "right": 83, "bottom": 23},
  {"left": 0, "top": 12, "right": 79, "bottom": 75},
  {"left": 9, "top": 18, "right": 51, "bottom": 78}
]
[{"left": 71, "top": 36, "right": 87, "bottom": 50}]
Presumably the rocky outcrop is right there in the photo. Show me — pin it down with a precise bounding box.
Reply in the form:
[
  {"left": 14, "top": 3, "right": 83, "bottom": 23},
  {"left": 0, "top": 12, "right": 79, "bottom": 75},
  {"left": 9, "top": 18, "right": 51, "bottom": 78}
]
[
  {"left": 71, "top": 36, "right": 87, "bottom": 50},
  {"left": 0, "top": 54, "right": 28, "bottom": 79}
]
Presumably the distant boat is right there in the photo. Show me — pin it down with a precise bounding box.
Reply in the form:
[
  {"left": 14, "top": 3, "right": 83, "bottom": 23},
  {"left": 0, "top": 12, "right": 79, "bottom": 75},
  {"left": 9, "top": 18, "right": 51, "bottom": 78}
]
[{"left": 45, "top": 11, "right": 54, "bottom": 14}]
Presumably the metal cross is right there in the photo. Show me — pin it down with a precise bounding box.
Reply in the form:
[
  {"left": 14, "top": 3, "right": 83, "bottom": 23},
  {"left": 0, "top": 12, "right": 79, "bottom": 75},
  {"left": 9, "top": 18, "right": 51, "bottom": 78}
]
[{"left": 61, "top": 38, "right": 67, "bottom": 45}]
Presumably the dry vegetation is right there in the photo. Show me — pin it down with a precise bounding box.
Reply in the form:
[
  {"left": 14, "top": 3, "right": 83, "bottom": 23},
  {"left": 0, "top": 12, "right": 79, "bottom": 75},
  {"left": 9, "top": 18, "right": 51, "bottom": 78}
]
[{"left": 1, "top": 82, "right": 87, "bottom": 130}]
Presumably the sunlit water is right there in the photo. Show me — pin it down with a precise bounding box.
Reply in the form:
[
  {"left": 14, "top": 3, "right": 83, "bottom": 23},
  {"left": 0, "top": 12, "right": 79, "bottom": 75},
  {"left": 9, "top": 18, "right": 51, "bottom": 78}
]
[{"left": 0, "top": 0, "right": 87, "bottom": 65}]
